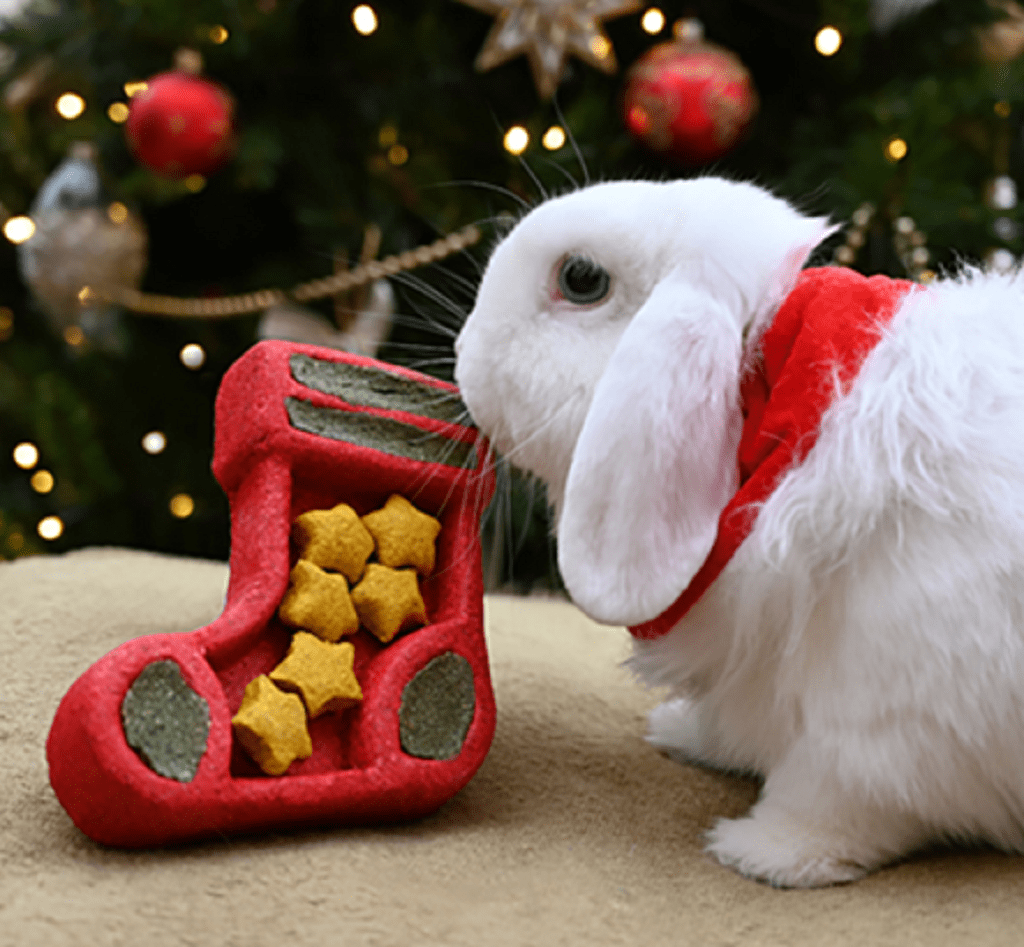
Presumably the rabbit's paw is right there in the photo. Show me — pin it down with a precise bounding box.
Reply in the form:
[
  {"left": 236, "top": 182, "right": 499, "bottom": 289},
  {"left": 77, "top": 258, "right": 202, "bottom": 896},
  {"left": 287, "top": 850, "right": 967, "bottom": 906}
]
[
  {"left": 646, "top": 698, "right": 705, "bottom": 760},
  {"left": 705, "top": 811, "right": 869, "bottom": 888},
  {"left": 646, "top": 698, "right": 753, "bottom": 774}
]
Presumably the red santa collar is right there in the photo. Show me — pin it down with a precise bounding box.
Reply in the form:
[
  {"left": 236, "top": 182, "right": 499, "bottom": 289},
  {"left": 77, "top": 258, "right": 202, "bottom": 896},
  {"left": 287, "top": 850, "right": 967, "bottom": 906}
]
[{"left": 628, "top": 266, "right": 916, "bottom": 641}]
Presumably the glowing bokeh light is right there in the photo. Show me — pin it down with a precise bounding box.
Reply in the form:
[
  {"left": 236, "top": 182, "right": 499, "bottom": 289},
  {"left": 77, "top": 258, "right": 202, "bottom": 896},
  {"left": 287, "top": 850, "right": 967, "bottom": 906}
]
[
  {"left": 503, "top": 125, "right": 530, "bottom": 155},
  {"left": 542, "top": 125, "right": 566, "bottom": 150},
  {"left": 142, "top": 431, "right": 167, "bottom": 454},
  {"left": 885, "top": 137, "right": 908, "bottom": 162},
  {"left": 180, "top": 343, "right": 206, "bottom": 369},
  {"left": 641, "top": 8, "right": 666, "bottom": 34},
  {"left": 815, "top": 26, "right": 843, "bottom": 56},
  {"left": 38, "top": 515, "right": 64, "bottom": 540},
  {"left": 3, "top": 216, "right": 35, "bottom": 244},
  {"left": 13, "top": 442, "right": 38, "bottom": 469},
  {"left": 170, "top": 493, "right": 195, "bottom": 518},
  {"left": 352, "top": 4, "right": 378, "bottom": 35},
  {"left": 30, "top": 470, "right": 54, "bottom": 493},
  {"left": 56, "top": 93, "right": 86, "bottom": 119}
]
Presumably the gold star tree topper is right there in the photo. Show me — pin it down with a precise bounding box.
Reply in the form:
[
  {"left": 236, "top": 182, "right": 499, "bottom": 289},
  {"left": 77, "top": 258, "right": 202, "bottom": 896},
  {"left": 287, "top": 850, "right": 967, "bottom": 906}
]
[{"left": 457, "top": 0, "right": 641, "bottom": 99}]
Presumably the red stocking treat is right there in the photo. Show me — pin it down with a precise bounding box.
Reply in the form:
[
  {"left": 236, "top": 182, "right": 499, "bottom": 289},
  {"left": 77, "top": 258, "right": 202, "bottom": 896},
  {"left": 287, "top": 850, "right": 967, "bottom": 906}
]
[{"left": 47, "top": 342, "right": 495, "bottom": 846}]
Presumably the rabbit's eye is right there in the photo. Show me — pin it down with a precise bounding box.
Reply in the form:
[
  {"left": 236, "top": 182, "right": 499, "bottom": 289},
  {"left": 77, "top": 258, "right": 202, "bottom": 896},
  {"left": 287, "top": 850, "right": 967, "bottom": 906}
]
[{"left": 557, "top": 256, "right": 611, "bottom": 305}]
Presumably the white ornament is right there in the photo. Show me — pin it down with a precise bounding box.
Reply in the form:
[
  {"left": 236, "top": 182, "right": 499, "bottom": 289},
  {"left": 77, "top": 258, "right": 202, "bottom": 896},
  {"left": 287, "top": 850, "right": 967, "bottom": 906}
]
[
  {"left": 258, "top": 279, "right": 395, "bottom": 357},
  {"left": 17, "top": 143, "right": 146, "bottom": 349}
]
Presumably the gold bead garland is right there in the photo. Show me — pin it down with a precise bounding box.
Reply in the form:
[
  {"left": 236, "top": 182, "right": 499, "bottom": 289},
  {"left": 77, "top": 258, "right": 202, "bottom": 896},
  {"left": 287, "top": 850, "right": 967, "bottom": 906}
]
[{"left": 84, "top": 224, "right": 482, "bottom": 319}]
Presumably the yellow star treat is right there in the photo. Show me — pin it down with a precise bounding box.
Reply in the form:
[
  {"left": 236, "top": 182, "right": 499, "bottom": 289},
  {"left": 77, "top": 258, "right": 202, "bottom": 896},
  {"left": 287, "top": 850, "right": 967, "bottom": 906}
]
[
  {"left": 269, "top": 632, "right": 363, "bottom": 717},
  {"left": 278, "top": 559, "right": 359, "bottom": 642},
  {"left": 361, "top": 494, "right": 441, "bottom": 576},
  {"left": 231, "top": 674, "right": 312, "bottom": 776},
  {"left": 350, "top": 563, "right": 428, "bottom": 644},
  {"left": 292, "top": 502, "right": 374, "bottom": 583}
]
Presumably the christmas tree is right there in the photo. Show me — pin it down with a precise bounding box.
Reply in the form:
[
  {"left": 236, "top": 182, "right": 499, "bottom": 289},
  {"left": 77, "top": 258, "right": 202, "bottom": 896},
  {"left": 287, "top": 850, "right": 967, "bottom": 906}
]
[{"left": 0, "top": 0, "right": 1020, "bottom": 588}]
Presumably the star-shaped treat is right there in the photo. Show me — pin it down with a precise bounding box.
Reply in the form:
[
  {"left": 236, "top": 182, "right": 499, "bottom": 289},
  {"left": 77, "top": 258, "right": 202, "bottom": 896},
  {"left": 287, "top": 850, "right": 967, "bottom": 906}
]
[
  {"left": 292, "top": 502, "right": 374, "bottom": 583},
  {"left": 455, "top": 0, "right": 641, "bottom": 99},
  {"left": 269, "top": 632, "right": 363, "bottom": 717},
  {"left": 231, "top": 674, "right": 312, "bottom": 776},
  {"left": 278, "top": 559, "right": 359, "bottom": 642},
  {"left": 361, "top": 494, "right": 441, "bottom": 576},
  {"left": 351, "top": 563, "right": 428, "bottom": 644}
]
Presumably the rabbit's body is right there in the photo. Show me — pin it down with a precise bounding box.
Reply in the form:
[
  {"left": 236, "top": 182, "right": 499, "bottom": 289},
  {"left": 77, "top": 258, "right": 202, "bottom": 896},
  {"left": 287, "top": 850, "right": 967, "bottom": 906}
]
[{"left": 454, "top": 177, "right": 1024, "bottom": 887}]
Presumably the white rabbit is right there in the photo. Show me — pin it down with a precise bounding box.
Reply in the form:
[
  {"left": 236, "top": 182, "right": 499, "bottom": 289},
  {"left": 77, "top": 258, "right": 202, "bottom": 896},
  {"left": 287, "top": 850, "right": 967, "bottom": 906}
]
[{"left": 454, "top": 177, "right": 1024, "bottom": 887}]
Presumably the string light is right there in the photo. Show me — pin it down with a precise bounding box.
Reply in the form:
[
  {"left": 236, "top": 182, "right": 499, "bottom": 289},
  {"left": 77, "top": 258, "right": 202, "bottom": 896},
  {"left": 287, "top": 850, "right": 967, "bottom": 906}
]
[
  {"left": 542, "top": 126, "right": 566, "bottom": 150},
  {"left": 180, "top": 343, "right": 206, "bottom": 369},
  {"left": 589, "top": 35, "right": 612, "bottom": 60},
  {"left": 503, "top": 125, "right": 530, "bottom": 155},
  {"left": 387, "top": 144, "right": 408, "bottom": 165},
  {"left": 7, "top": 531, "right": 23, "bottom": 552},
  {"left": 885, "top": 137, "right": 908, "bottom": 162},
  {"left": 142, "top": 431, "right": 167, "bottom": 454},
  {"left": 987, "top": 248, "right": 1016, "bottom": 273},
  {"left": 378, "top": 125, "right": 398, "bottom": 147},
  {"left": 37, "top": 515, "right": 64, "bottom": 540},
  {"left": 995, "top": 100, "right": 1012, "bottom": 117},
  {"left": 814, "top": 26, "right": 843, "bottom": 56},
  {"left": 107, "top": 202, "right": 129, "bottom": 224},
  {"left": 209, "top": 25, "right": 229, "bottom": 43},
  {"left": 352, "top": 4, "right": 378, "bottom": 35},
  {"left": 641, "top": 8, "right": 666, "bottom": 34},
  {"left": 124, "top": 81, "right": 148, "bottom": 98},
  {"left": 55, "top": 93, "right": 85, "bottom": 119},
  {"left": 987, "top": 175, "right": 1018, "bottom": 211},
  {"left": 107, "top": 102, "right": 130, "bottom": 123},
  {"left": 13, "top": 442, "right": 38, "bottom": 469},
  {"left": 64, "top": 326, "right": 85, "bottom": 347},
  {"left": 30, "top": 470, "right": 54, "bottom": 493},
  {"left": 0, "top": 307, "right": 12, "bottom": 341},
  {"left": 3, "top": 216, "right": 35, "bottom": 244},
  {"left": 170, "top": 493, "right": 195, "bottom": 518},
  {"left": 184, "top": 174, "right": 206, "bottom": 193}
]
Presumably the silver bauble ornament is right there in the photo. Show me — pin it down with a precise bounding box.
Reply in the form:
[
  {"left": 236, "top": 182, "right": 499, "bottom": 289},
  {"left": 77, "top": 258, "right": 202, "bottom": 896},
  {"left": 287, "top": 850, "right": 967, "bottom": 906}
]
[{"left": 17, "top": 142, "right": 147, "bottom": 351}]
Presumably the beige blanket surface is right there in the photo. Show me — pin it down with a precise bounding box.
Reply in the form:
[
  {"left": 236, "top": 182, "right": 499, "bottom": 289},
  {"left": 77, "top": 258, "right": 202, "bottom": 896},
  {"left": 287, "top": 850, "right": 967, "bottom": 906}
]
[{"left": 2, "top": 547, "right": 1022, "bottom": 947}]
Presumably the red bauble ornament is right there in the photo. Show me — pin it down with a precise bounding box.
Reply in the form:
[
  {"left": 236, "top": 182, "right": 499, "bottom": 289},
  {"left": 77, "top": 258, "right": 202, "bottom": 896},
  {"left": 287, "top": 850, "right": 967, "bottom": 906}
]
[
  {"left": 125, "top": 54, "right": 236, "bottom": 179},
  {"left": 623, "top": 19, "right": 758, "bottom": 166}
]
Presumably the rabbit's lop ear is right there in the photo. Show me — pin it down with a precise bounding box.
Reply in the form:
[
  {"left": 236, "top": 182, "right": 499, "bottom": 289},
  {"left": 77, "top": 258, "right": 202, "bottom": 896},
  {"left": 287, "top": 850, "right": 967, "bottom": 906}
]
[{"left": 557, "top": 273, "right": 744, "bottom": 626}]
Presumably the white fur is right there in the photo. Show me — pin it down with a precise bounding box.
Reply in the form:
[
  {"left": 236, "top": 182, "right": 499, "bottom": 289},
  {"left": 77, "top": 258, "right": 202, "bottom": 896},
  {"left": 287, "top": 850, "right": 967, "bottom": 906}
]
[{"left": 454, "top": 178, "right": 1024, "bottom": 887}]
